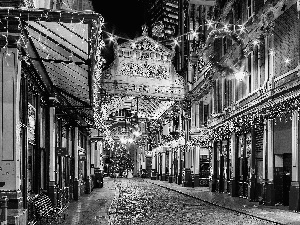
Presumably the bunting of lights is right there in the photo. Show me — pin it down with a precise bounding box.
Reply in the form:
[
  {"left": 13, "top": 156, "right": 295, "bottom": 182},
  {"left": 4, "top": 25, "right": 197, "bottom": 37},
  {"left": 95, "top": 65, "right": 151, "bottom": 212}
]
[
  {"left": 210, "top": 96, "right": 300, "bottom": 141},
  {"left": 91, "top": 17, "right": 116, "bottom": 147}
]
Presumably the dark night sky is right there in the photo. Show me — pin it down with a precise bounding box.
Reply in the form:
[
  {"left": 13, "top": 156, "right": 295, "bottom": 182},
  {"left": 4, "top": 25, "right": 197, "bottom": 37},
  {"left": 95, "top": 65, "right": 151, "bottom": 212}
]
[
  {"left": 91, "top": 0, "right": 146, "bottom": 65},
  {"left": 91, "top": 0, "right": 145, "bottom": 39}
]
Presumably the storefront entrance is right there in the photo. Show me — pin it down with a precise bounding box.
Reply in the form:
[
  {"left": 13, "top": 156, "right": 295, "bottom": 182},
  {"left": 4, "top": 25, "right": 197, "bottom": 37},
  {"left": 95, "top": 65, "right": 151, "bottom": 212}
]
[
  {"left": 237, "top": 134, "right": 251, "bottom": 198},
  {"left": 274, "top": 117, "right": 292, "bottom": 206}
]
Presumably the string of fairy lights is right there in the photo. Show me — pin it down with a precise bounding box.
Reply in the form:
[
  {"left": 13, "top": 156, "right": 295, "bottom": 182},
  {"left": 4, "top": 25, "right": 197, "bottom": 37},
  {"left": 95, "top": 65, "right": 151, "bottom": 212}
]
[
  {"left": 1, "top": 2, "right": 295, "bottom": 149},
  {"left": 0, "top": 9, "right": 103, "bottom": 66},
  {"left": 103, "top": 20, "right": 248, "bottom": 49},
  {"left": 0, "top": 8, "right": 109, "bottom": 139},
  {"left": 95, "top": 16, "right": 274, "bottom": 147}
]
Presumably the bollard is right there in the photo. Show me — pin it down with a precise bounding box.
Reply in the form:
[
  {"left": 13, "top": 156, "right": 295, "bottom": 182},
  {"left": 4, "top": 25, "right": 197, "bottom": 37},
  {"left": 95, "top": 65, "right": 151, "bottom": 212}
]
[{"left": 0, "top": 196, "right": 8, "bottom": 224}]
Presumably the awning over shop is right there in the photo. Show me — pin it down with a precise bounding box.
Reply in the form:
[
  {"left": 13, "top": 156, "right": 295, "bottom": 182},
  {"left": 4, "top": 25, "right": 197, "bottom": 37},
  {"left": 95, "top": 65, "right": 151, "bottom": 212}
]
[
  {"left": 26, "top": 21, "right": 91, "bottom": 104},
  {"left": 0, "top": 8, "right": 104, "bottom": 127}
]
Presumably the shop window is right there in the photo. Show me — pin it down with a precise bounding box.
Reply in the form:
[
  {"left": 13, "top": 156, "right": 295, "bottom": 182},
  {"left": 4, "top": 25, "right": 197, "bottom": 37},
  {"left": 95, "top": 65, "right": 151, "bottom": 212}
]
[
  {"left": 214, "top": 79, "right": 222, "bottom": 113},
  {"left": 239, "top": 136, "right": 244, "bottom": 179},
  {"left": 203, "top": 104, "right": 208, "bottom": 126},
  {"left": 62, "top": 126, "right": 67, "bottom": 148},
  {"left": 198, "top": 101, "right": 203, "bottom": 127},
  {"left": 218, "top": 79, "right": 223, "bottom": 112},
  {"left": 222, "top": 36, "right": 228, "bottom": 56},
  {"left": 225, "top": 79, "right": 234, "bottom": 108},
  {"left": 27, "top": 145, "right": 33, "bottom": 193},
  {"left": 229, "top": 140, "right": 233, "bottom": 179},
  {"left": 77, "top": 0, "right": 83, "bottom": 11},
  {"left": 195, "top": 102, "right": 200, "bottom": 127},
  {"left": 191, "top": 103, "right": 196, "bottom": 128},
  {"left": 217, "top": 143, "right": 220, "bottom": 179},
  {"left": 222, "top": 142, "right": 228, "bottom": 181},
  {"left": 247, "top": 0, "right": 254, "bottom": 19},
  {"left": 247, "top": 52, "right": 253, "bottom": 94}
]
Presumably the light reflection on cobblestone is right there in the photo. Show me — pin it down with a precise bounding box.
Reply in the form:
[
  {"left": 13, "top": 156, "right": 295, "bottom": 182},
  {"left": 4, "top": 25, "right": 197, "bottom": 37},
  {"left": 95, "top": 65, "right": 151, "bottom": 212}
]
[{"left": 109, "top": 178, "right": 278, "bottom": 225}]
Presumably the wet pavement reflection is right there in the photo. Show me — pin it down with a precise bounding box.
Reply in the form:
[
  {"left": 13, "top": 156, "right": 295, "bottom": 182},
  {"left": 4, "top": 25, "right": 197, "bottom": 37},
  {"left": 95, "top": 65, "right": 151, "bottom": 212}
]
[{"left": 61, "top": 178, "right": 116, "bottom": 225}]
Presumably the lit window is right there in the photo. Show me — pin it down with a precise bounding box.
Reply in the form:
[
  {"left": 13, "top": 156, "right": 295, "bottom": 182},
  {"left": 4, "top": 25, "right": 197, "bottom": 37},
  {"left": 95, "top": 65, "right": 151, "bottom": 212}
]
[
  {"left": 247, "top": 52, "right": 253, "bottom": 94},
  {"left": 247, "top": 0, "right": 254, "bottom": 18}
]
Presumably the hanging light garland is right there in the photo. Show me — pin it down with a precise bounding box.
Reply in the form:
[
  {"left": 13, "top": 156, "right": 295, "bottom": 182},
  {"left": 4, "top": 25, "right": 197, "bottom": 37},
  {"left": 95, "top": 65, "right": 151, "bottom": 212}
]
[{"left": 210, "top": 97, "right": 300, "bottom": 141}]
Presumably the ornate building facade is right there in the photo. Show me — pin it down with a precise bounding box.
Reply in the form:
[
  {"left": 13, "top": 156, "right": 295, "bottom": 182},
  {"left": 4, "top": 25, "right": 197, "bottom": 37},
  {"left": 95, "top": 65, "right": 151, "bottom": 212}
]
[
  {"left": 201, "top": 0, "right": 300, "bottom": 210},
  {"left": 0, "top": 0, "right": 103, "bottom": 224}
]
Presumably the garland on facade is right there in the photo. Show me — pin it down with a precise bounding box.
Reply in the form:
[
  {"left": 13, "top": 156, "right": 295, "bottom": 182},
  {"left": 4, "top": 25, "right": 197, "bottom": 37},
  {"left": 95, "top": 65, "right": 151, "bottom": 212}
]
[
  {"left": 210, "top": 97, "right": 300, "bottom": 141},
  {"left": 161, "top": 132, "right": 184, "bottom": 144},
  {"left": 187, "top": 136, "right": 210, "bottom": 148},
  {"left": 92, "top": 18, "right": 116, "bottom": 148}
]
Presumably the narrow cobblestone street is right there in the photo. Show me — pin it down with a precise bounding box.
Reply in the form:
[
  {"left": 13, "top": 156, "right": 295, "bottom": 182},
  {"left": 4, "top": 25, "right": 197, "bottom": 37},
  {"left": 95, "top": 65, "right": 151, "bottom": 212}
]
[
  {"left": 109, "top": 178, "right": 278, "bottom": 225},
  {"left": 59, "top": 178, "right": 300, "bottom": 224},
  {"left": 61, "top": 178, "right": 117, "bottom": 225}
]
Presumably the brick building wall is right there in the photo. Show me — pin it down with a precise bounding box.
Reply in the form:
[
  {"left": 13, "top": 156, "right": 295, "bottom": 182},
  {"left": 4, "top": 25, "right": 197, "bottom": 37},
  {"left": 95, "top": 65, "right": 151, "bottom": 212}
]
[{"left": 274, "top": 4, "right": 299, "bottom": 78}]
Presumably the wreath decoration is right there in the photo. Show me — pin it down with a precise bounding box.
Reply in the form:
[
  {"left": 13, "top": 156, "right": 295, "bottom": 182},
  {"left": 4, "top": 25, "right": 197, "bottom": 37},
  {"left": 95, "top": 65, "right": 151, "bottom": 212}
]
[{"left": 204, "top": 28, "right": 244, "bottom": 74}]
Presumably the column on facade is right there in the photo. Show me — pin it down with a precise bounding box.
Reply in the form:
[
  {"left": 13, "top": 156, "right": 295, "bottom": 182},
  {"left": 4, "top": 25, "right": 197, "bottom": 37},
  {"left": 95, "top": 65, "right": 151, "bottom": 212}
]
[
  {"left": 34, "top": 94, "right": 41, "bottom": 194},
  {"left": 264, "top": 35, "right": 269, "bottom": 85},
  {"left": 152, "top": 152, "right": 156, "bottom": 170},
  {"left": 142, "top": 146, "right": 146, "bottom": 170},
  {"left": 133, "top": 147, "right": 138, "bottom": 177},
  {"left": 73, "top": 127, "right": 79, "bottom": 200},
  {"left": 210, "top": 141, "right": 217, "bottom": 191},
  {"left": 262, "top": 121, "right": 267, "bottom": 182},
  {"left": 248, "top": 128, "right": 256, "bottom": 201},
  {"left": 0, "top": 48, "right": 25, "bottom": 221},
  {"left": 191, "top": 147, "right": 194, "bottom": 171},
  {"left": 97, "top": 141, "right": 103, "bottom": 170},
  {"left": 267, "top": 119, "right": 274, "bottom": 181},
  {"left": 151, "top": 151, "right": 156, "bottom": 179},
  {"left": 161, "top": 150, "right": 166, "bottom": 181},
  {"left": 56, "top": 118, "right": 62, "bottom": 189},
  {"left": 48, "top": 102, "right": 57, "bottom": 206},
  {"left": 90, "top": 141, "right": 95, "bottom": 175},
  {"left": 265, "top": 119, "right": 275, "bottom": 205},
  {"left": 157, "top": 152, "right": 161, "bottom": 179},
  {"left": 230, "top": 133, "right": 238, "bottom": 197},
  {"left": 194, "top": 146, "right": 200, "bottom": 187},
  {"left": 265, "top": 33, "right": 275, "bottom": 89},
  {"left": 155, "top": 152, "right": 158, "bottom": 179},
  {"left": 65, "top": 126, "right": 72, "bottom": 197},
  {"left": 168, "top": 149, "right": 173, "bottom": 182},
  {"left": 178, "top": 147, "right": 182, "bottom": 184},
  {"left": 86, "top": 137, "right": 91, "bottom": 193},
  {"left": 289, "top": 110, "right": 300, "bottom": 210}
]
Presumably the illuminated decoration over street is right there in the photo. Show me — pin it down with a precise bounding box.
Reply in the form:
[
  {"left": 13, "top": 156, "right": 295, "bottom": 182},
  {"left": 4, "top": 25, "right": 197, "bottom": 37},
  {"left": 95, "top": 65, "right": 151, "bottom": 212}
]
[{"left": 101, "top": 35, "right": 185, "bottom": 100}]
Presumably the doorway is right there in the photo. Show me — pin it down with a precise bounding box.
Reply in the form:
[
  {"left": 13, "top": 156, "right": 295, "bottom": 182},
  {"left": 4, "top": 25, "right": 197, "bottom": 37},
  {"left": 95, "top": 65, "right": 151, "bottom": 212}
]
[{"left": 274, "top": 117, "right": 292, "bottom": 206}]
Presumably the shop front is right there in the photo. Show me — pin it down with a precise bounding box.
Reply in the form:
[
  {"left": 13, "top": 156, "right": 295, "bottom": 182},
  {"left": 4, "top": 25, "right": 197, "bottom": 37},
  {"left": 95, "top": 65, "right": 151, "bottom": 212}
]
[{"left": 0, "top": 8, "right": 103, "bottom": 224}]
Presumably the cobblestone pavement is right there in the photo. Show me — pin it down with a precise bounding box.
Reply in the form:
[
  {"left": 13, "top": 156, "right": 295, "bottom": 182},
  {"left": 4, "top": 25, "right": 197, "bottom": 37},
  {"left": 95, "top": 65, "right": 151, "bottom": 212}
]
[
  {"left": 109, "top": 178, "right": 279, "bottom": 225},
  {"left": 61, "top": 178, "right": 117, "bottom": 225},
  {"left": 148, "top": 179, "right": 300, "bottom": 225}
]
